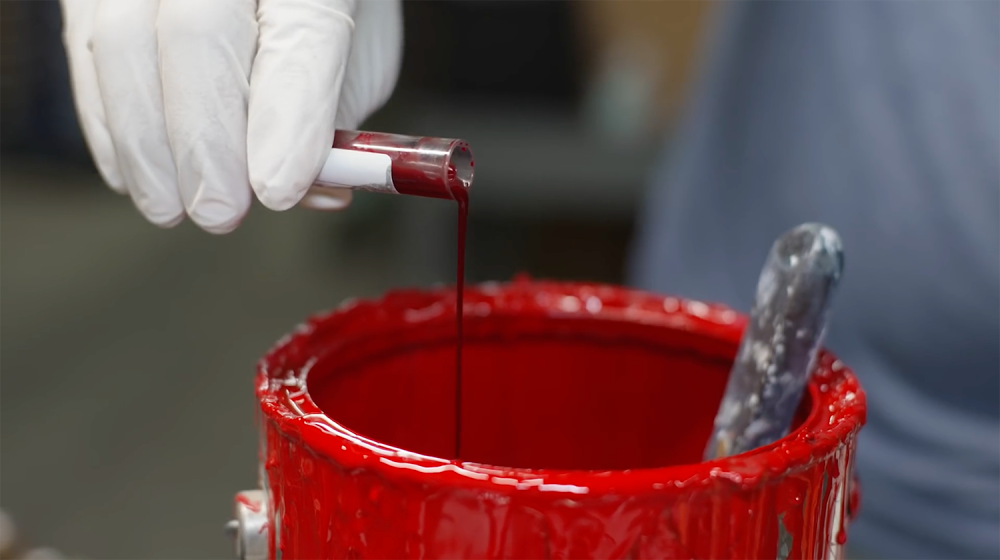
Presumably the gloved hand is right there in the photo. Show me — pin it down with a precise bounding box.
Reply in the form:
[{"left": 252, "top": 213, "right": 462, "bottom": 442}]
[{"left": 60, "top": 0, "right": 402, "bottom": 233}]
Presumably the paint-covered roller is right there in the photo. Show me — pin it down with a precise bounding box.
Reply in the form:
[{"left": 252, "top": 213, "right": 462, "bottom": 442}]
[{"left": 704, "top": 223, "right": 844, "bottom": 460}]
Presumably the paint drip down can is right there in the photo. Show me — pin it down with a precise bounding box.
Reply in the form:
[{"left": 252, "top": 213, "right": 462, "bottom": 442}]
[{"left": 244, "top": 279, "right": 866, "bottom": 559}]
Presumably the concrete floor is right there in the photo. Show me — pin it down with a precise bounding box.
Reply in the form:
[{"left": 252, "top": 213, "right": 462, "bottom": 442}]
[{"left": 0, "top": 158, "right": 408, "bottom": 558}]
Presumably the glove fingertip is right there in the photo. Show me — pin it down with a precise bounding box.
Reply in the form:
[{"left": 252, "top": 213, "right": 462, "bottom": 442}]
[
  {"left": 98, "top": 163, "right": 127, "bottom": 194},
  {"left": 249, "top": 153, "right": 320, "bottom": 212},
  {"left": 200, "top": 219, "right": 243, "bottom": 235},
  {"left": 185, "top": 188, "right": 252, "bottom": 235},
  {"left": 252, "top": 181, "right": 308, "bottom": 212},
  {"left": 133, "top": 199, "right": 186, "bottom": 229},
  {"left": 301, "top": 187, "right": 353, "bottom": 211},
  {"left": 190, "top": 202, "right": 246, "bottom": 234},
  {"left": 81, "top": 122, "right": 126, "bottom": 193}
]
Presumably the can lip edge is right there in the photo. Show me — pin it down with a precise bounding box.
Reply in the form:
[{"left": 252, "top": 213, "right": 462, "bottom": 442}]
[{"left": 256, "top": 279, "right": 866, "bottom": 495}]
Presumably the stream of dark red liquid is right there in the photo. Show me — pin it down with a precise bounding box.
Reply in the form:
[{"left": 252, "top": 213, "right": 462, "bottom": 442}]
[
  {"left": 453, "top": 188, "right": 468, "bottom": 459},
  {"left": 338, "top": 130, "right": 471, "bottom": 459}
]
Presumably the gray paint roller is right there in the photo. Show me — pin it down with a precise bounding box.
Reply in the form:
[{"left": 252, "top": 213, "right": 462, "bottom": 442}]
[{"left": 704, "top": 223, "right": 845, "bottom": 460}]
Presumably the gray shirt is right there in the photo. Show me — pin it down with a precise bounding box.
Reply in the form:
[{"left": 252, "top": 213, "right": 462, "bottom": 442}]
[{"left": 629, "top": 2, "right": 999, "bottom": 558}]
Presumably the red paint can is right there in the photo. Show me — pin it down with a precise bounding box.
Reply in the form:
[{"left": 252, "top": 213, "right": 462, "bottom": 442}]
[{"left": 250, "top": 280, "right": 865, "bottom": 559}]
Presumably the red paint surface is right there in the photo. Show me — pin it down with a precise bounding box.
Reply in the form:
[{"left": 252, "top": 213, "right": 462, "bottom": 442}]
[{"left": 256, "top": 279, "right": 866, "bottom": 559}]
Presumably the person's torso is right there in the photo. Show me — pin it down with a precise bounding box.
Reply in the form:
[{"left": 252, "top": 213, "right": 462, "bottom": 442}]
[{"left": 629, "top": 2, "right": 999, "bottom": 558}]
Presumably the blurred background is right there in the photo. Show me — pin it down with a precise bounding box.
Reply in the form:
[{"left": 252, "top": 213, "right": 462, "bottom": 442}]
[{"left": 1, "top": 1, "right": 715, "bottom": 557}]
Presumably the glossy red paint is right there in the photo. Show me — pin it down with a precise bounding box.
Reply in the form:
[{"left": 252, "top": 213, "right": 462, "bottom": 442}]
[{"left": 256, "top": 279, "right": 866, "bottom": 559}]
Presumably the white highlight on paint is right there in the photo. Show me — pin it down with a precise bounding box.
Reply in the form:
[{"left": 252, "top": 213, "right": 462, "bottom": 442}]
[
  {"left": 379, "top": 458, "right": 490, "bottom": 480},
  {"left": 490, "top": 477, "right": 545, "bottom": 490},
  {"left": 558, "top": 296, "right": 581, "bottom": 312},
  {"left": 538, "top": 483, "right": 590, "bottom": 494},
  {"left": 315, "top": 148, "right": 396, "bottom": 194},
  {"left": 686, "top": 300, "right": 710, "bottom": 318}
]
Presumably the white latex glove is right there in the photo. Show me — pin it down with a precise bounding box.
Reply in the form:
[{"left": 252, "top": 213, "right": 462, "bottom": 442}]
[{"left": 61, "top": 0, "right": 402, "bottom": 233}]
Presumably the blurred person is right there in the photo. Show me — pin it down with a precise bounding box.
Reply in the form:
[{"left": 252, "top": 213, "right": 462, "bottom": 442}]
[{"left": 630, "top": 2, "right": 999, "bottom": 559}]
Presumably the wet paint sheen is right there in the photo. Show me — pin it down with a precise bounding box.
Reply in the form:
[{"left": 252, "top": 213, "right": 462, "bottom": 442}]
[{"left": 256, "top": 279, "right": 866, "bottom": 559}]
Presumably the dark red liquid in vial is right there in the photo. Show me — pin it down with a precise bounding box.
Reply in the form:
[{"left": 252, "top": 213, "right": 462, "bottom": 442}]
[{"left": 333, "top": 130, "right": 462, "bottom": 201}]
